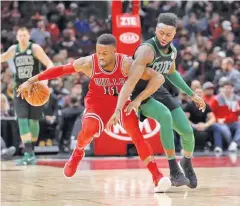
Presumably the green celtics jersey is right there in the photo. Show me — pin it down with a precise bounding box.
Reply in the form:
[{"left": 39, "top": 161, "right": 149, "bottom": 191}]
[
  {"left": 13, "top": 42, "right": 41, "bottom": 88},
  {"left": 141, "top": 36, "right": 177, "bottom": 75},
  {"left": 131, "top": 37, "right": 177, "bottom": 101}
]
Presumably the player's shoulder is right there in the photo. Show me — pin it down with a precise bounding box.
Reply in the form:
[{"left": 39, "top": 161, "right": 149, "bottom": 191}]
[
  {"left": 32, "top": 43, "right": 43, "bottom": 50},
  {"left": 75, "top": 55, "right": 93, "bottom": 67},
  {"left": 8, "top": 44, "right": 17, "bottom": 51},
  {"left": 170, "top": 43, "right": 177, "bottom": 53}
]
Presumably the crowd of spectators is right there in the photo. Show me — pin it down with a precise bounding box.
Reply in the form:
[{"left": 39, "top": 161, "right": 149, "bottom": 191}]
[{"left": 1, "top": 1, "right": 240, "bottom": 156}]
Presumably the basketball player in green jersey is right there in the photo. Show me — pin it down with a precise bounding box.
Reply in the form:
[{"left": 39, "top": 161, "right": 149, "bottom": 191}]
[
  {"left": 1, "top": 27, "right": 54, "bottom": 165},
  {"left": 107, "top": 13, "right": 206, "bottom": 189}
]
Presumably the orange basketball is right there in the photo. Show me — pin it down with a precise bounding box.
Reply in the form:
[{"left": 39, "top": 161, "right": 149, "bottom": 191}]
[{"left": 24, "top": 82, "right": 50, "bottom": 106}]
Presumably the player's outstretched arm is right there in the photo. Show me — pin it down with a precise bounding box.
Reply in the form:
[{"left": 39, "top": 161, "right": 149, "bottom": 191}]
[
  {"left": 115, "top": 45, "right": 154, "bottom": 111},
  {"left": 106, "top": 46, "right": 154, "bottom": 130},
  {"left": 124, "top": 69, "right": 165, "bottom": 114},
  {"left": 17, "top": 56, "right": 92, "bottom": 98},
  {"left": 1, "top": 45, "right": 16, "bottom": 63},
  {"left": 166, "top": 62, "right": 206, "bottom": 112}
]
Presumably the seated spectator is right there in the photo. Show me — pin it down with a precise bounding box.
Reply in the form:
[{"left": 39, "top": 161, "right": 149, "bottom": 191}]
[
  {"left": 1, "top": 136, "right": 16, "bottom": 160},
  {"left": 202, "top": 82, "right": 215, "bottom": 105},
  {"left": 1, "top": 93, "right": 14, "bottom": 117},
  {"left": 30, "top": 20, "right": 51, "bottom": 47},
  {"left": 191, "top": 80, "right": 201, "bottom": 91},
  {"left": 184, "top": 88, "right": 225, "bottom": 154},
  {"left": 225, "top": 58, "right": 240, "bottom": 95},
  {"left": 38, "top": 91, "right": 59, "bottom": 147},
  {"left": 59, "top": 95, "right": 84, "bottom": 153},
  {"left": 210, "top": 81, "right": 240, "bottom": 152}
]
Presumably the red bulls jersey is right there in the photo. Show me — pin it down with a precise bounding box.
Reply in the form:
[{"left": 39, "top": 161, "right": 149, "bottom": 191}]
[{"left": 85, "top": 53, "right": 127, "bottom": 108}]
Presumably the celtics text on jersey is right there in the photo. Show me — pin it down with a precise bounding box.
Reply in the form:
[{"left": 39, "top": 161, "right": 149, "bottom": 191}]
[{"left": 14, "top": 43, "right": 41, "bottom": 87}]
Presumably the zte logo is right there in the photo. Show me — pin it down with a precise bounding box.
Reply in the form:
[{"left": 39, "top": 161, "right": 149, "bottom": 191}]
[{"left": 120, "top": 17, "right": 137, "bottom": 26}]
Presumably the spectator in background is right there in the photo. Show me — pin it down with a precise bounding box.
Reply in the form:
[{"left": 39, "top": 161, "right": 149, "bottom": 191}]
[
  {"left": 59, "top": 95, "right": 84, "bottom": 153},
  {"left": 191, "top": 80, "right": 201, "bottom": 91},
  {"left": 30, "top": 20, "right": 51, "bottom": 47},
  {"left": 202, "top": 82, "right": 215, "bottom": 105},
  {"left": 210, "top": 81, "right": 240, "bottom": 152},
  {"left": 184, "top": 88, "right": 224, "bottom": 154},
  {"left": 1, "top": 93, "right": 14, "bottom": 117},
  {"left": 224, "top": 58, "right": 240, "bottom": 94},
  {"left": 49, "top": 78, "right": 69, "bottom": 109},
  {"left": 38, "top": 90, "right": 59, "bottom": 147},
  {"left": 1, "top": 136, "right": 16, "bottom": 160},
  {"left": 214, "top": 57, "right": 229, "bottom": 87}
]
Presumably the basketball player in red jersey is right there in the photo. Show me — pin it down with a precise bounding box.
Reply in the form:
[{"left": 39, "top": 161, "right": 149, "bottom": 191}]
[{"left": 17, "top": 34, "right": 171, "bottom": 192}]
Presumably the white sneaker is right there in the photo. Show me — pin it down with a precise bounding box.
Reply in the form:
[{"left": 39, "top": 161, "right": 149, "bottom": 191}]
[
  {"left": 154, "top": 177, "right": 172, "bottom": 193},
  {"left": 228, "top": 142, "right": 238, "bottom": 152},
  {"left": 214, "top": 147, "right": 223, "bottom": 157},
  {"left": 228, "top": 152, "right": 237, "bottom": 164}
]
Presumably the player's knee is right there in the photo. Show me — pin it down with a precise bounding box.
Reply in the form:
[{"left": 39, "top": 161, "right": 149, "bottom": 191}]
[
  {"left": 29, "top": 119, "right": 39, "bottom": 125},
  {"left": 158, "top": 109, "right": 172, "bottom": 123},
  {"left": 81, "top": 118, "right": 99, "bottom": 138},
  {"left": 184, "top": 125, "right": 195, "bottom": 143}
]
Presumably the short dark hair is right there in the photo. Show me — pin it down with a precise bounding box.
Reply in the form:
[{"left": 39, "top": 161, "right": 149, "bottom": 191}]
[
  {"left": 157, "top": 13, "right": 178, "bottom": 27},
  {"left": 97, "top": 34, "right": 116, "bottom": 46}
]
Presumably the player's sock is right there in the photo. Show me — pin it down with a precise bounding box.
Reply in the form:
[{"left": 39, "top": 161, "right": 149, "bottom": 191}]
[
  {"left": 171, "top": 107, "right": 195, "bottom": 156},
  {"left": 122, "top": 108, "right": 162, "bottom": 178},
  {"left": 140, "top": 98, "right": 176, "bottom": 156},
  {"left": 29, "top": 119, "right": 40, "bottom": 151},
  {"left": 18, "top": 118, "right": 33, "bottom": 153}
]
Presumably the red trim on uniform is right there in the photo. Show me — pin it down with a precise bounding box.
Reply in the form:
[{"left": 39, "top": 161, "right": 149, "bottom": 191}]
[
  {"left": 89, "top": 54, "right": 95, "bottom": 79},
  {"left": 83, "top": 112, "right": 104, "bottom": 137}
]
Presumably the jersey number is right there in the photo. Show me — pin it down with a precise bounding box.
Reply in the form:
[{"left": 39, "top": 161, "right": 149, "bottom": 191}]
[
  {"left": 104, "top": 86, "right": 119, "bottom": 96},
  {"left": 18, "top": 66, "right": 33, "bottom": 79}
]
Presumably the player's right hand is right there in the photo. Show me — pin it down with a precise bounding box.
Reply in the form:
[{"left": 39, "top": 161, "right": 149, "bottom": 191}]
[
  {"left": 17, "top": 81, "right": 33, "bottom": 99},
  {"left": 124, "top": 100, "right": 141, "bottom": 115},
  {"left": 106, "top": 109, "right": 121, "bottom": 131}
]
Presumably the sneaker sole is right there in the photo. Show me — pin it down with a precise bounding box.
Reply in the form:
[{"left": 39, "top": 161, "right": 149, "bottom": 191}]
[
  {"left": 178, "top": 161, "right": 196, "bottom": 189},
  {"left": 63, "top": 152, "right": 85, "bottom": 179},
  {"left": 154, "top": 177, "right": 172, "bottom": 193}
]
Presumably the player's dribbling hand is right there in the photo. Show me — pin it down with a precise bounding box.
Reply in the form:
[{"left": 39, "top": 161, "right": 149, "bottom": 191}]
[
  {"left": 191, "top": 94, "right": 206, "bottom": 112},
  {"left": 17, "top": 81, "right": 33, "bottom": 99},
  {"left": 124, "top": 100, "right": 141, "bottom": 115},
  {"left": 106, "top": 109, "right": 121, "bottom": 131}
]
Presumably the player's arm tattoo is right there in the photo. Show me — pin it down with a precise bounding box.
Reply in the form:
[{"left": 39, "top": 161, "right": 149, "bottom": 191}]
[
  {"left": 73, "top": 56, "right": 93, "bottom": 77},
  {"left": 115, "top": 45, "right": 154, "bottom": 110},
  {"left": 1, "top": 45, "right": 16, "bottom": 63}
]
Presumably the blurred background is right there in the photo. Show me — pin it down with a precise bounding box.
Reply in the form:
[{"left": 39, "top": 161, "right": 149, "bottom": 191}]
[{"left": 1, "top": 1, "right": 240, "bottom": 158}]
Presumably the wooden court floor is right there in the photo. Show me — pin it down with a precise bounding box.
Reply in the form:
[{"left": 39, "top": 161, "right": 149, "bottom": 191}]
[{"left": 1, "top": 158, "right": 240, "bottom": 206}]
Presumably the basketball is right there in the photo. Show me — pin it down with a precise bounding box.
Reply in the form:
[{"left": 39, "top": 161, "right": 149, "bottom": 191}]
[{"left": 24, "top": 82, "right": 50, "bottom": 106}]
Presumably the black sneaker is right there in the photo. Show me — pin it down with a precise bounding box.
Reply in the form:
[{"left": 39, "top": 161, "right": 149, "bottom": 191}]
[
  {"left": 179, "top": 158, "right": 197, "bottom": 188},
  {"left": 170, "top": 170, "right": 190, "bottom": 187}
]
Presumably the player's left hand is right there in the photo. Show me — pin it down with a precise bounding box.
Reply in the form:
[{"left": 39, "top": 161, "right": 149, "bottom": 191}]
[
  {"left": 124, "top": 100, "right": 141, "bottom": 115},
  {"left": 191, "top": 94, "right": 206, "bottom": 112},
  {"left": 106, "top": 109, "right": 121, "bottom": 131}
]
